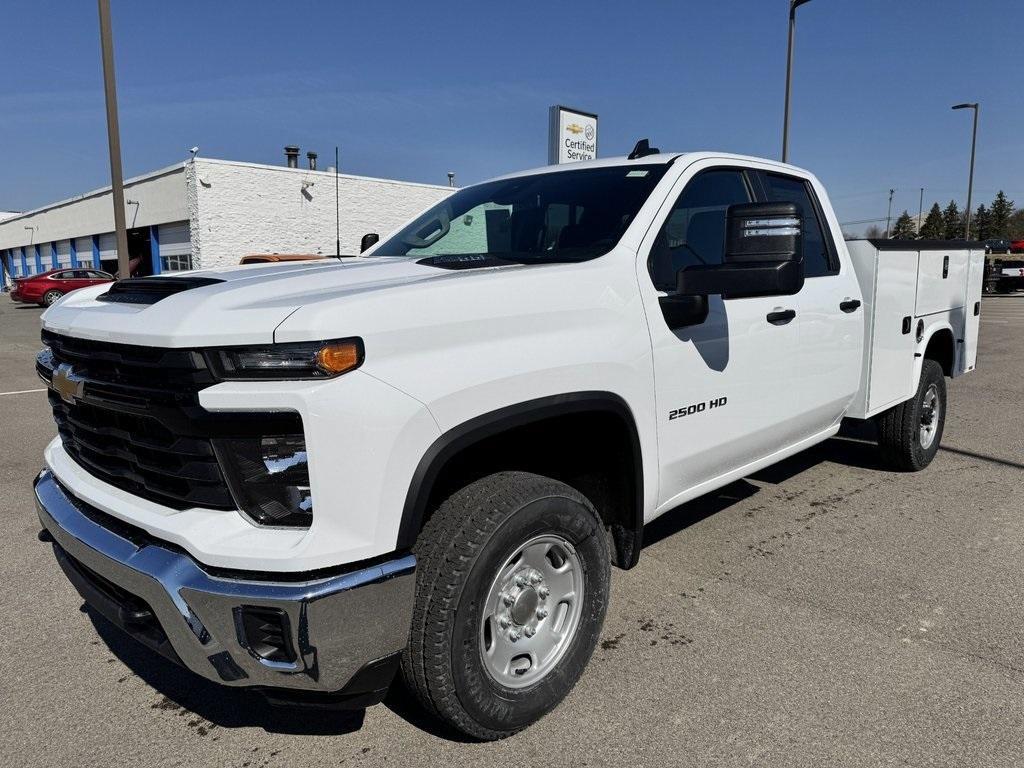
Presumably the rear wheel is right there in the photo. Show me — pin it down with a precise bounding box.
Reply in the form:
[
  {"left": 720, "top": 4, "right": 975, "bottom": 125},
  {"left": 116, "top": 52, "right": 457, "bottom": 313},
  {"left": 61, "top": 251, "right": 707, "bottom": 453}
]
[
  {"left": 41, "top": 289, "right": 63, "bottom": 307},
  {"left": 876, "top": 359, "right": 946, "bottom": 471},
  {"left": 400, "top": 471, "right": 610, "bottom": 740}
]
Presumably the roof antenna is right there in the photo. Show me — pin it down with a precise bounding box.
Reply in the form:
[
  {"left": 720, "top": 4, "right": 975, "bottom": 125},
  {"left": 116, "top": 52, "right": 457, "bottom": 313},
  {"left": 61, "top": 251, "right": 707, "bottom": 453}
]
[{"left": 628, "top": 138, "right": 660, "bottom": 160}]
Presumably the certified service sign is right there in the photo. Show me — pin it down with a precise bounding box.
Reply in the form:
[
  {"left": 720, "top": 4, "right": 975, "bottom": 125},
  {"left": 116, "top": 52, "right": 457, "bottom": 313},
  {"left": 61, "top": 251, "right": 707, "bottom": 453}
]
[{"left": 548, "top": 105, "right": 598, "bottom": 164}]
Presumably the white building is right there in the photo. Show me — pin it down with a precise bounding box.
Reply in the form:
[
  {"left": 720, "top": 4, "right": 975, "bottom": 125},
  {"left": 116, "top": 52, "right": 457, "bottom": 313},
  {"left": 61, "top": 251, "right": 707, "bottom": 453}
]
[{"left": 0, "top": 156, "right": 452, "bottom": 280}]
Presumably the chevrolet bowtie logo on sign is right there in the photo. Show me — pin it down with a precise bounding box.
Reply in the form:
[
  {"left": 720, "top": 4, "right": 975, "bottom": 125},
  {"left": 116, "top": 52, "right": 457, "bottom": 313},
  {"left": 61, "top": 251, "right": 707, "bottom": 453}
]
[
  {"left": 51, "top": 363, "right": 85, "bottom": 405},
  {"left": 565, "top": 123, "right": 584, "bottom": 135}
]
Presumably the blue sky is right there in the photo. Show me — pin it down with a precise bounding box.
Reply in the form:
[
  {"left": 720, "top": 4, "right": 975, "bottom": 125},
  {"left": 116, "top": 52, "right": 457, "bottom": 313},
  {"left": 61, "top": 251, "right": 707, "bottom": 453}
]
[{"left": 1, "top": 0, "right": 1021, "bottom": 233}]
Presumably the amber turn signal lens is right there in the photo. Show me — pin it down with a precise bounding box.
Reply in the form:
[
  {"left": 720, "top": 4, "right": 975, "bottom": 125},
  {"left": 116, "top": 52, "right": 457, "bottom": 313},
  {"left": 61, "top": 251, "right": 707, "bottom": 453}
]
[{"left": 316, "top": 342, "right": 362, "bottom": 375}]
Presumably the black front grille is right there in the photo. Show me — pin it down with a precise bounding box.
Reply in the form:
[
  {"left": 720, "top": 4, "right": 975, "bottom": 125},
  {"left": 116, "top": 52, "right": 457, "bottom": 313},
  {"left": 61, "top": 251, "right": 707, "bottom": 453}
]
[
  {"left": 40, "top": 332, "right": 303, "bottom": 510},
  {"left": 40, "top": 330, "right": 235, "bottom": 510}
]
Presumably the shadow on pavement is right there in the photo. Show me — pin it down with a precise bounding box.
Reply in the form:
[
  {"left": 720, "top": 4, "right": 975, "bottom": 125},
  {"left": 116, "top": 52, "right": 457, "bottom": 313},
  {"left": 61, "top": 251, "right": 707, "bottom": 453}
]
[
  {"left": 642, "top": 423, "right": 885, "bottom": 550},
  {"left": 88, "top": 607, "right": 367, "bottom": 736}
]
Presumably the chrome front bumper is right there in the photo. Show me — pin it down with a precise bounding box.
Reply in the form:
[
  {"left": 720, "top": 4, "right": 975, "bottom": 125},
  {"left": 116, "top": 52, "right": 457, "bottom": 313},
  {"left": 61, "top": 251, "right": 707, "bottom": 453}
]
[{"left": 35, "top": 469, "right": 416, "bottom": 698}]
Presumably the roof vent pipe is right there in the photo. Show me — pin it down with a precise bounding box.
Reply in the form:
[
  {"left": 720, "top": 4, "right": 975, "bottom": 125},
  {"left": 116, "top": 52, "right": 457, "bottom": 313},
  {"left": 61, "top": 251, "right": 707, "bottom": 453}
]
[
  {"left": 307, "top": 151, "right": 318, "bottom": 171},
  {"left": 284, "top": 145, "right": 300, "bottom": 168}
]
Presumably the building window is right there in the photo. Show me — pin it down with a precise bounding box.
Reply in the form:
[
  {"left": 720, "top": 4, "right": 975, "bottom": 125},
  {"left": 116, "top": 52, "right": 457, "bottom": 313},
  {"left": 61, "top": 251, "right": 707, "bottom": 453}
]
[{"left": 161, "top": 253, "right": 193, "bottom": 272}]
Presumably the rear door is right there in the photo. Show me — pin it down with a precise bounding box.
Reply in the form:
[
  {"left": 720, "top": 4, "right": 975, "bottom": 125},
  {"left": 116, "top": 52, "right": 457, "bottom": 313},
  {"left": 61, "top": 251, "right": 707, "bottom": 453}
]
[{"left": 757, "top": 171, "right": 863, "bottom": 436}]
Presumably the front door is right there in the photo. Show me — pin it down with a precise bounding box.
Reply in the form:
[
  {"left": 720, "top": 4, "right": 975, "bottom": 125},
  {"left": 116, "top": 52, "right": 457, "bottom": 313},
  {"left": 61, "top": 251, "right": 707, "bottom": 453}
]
[{"left": 639, "top": 161, "right": 810, "bottom": 512}]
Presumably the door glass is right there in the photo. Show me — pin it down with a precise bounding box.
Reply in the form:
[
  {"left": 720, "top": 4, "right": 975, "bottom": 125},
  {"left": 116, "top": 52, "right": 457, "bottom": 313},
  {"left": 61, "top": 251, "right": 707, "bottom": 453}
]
[
  {"left": 648, "top": 169, "right": 751, "bottom": 291},
  {"left": 763, "top": 174, "right": 833, "bottom": 277}
]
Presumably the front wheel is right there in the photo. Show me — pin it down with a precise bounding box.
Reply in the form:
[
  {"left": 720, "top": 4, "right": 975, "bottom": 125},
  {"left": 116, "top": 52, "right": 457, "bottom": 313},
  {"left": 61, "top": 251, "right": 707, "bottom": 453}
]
[
  {"left": 400, "top": 471, "right": 610, "bottom": 740},
  {"left": 876, "top": 359, "right": 947, "bottom": 471}
]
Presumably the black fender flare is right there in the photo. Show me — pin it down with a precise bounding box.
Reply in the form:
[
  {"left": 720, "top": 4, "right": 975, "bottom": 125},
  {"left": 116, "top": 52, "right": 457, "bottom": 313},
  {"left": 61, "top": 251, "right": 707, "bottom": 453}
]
[{"left": 396, "top": 391, "right": 645, "bottom": 568}]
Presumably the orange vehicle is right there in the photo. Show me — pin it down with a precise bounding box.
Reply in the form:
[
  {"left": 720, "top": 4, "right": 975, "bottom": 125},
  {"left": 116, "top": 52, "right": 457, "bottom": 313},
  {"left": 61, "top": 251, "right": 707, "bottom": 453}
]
[{"left": 238, "top": 253, "right": 326, "bottom": 265}]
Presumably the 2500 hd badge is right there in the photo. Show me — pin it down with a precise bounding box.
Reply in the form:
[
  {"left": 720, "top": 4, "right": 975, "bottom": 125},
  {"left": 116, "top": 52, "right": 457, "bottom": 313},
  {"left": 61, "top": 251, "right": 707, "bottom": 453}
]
[{"left": 669, "top": 396, "right": 728, "bottom": 420}]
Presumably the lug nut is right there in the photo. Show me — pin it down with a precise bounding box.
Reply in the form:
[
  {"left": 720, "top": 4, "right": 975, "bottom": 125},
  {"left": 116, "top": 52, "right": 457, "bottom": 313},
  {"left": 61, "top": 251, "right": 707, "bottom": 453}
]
[
  {"left": 524, "top": 627, "right": 536, "bottom": 638},
  {"left": 502, "top": 593, "right": 515, "bottom": 606},
  {"left": 515, "top": 575, "right": 528, "bottom": 588},
  {"left": 509, "top": 630, "right": 521, "bottom": 642},
  {"left": 537, "top": 608, "right": 548, "bottom": 619},
  {"left": 538, "top": 586, "right": 550, "bottom": 599},
  {"left": 499, "top": 616, "right": 511, "bottom": 629},
  {"left": 529, "top": 573, "right": 543, "bottom": 585}
]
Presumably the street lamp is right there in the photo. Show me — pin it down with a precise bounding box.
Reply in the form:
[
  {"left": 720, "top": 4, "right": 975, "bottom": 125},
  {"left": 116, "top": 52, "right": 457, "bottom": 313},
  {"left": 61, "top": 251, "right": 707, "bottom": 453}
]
[
  {"left": 952, "top": 102, "right": 979, "bottom": 240},
  {"left": 782, "top": 0, "right": 814, "bottom": 163}
]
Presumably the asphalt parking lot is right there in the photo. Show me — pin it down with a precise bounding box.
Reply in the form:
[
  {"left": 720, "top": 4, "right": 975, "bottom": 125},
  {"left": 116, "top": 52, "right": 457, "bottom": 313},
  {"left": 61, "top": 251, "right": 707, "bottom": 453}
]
[{"left": 1, "top": 295, "right": 1023, "bottom": 767}]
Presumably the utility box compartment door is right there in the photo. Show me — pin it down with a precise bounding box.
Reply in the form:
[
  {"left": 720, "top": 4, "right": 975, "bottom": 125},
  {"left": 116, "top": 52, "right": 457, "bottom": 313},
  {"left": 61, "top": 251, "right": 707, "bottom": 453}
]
[
  {"left": 962, "top": 250, "right": 984, "bottom": 373},
  {"left": 868, "top": 252, "right": 919, "bottom": 413},
  {"left": 916, "top": 249, "right": 967, "bottom": 316}
]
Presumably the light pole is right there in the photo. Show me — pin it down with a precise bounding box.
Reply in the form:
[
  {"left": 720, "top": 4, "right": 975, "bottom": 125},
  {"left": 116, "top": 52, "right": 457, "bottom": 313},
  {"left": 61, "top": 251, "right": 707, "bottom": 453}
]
[
  {"left": 885, "top": 189, "right": 895, "bottom": 238},
  {"left": 782, "top": 0, "right": 814, "bottom": 163},
  {"left": 952, "top": 102, "right": 979, "bottom": 240},
  {"left": 97, "top": 0, "right": 130, "bottom": 279}
]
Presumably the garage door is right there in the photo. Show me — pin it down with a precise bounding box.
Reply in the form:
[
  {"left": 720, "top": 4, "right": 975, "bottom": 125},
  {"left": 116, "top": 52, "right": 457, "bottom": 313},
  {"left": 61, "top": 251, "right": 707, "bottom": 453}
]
[
  {"left": 158, "top": 221, "right": 192, "bottom": 272},
  {"left": 75, "top": 236, "right": 95, "bottom": 268},
  {"left": 56, "top": 240, "right": 72, "bottom": 268}
]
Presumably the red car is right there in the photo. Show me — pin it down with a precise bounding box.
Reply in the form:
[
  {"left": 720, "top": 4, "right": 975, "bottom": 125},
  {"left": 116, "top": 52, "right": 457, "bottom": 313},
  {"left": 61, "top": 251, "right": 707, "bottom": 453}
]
[
  {"left": 10, "top": 268, "right": 115, "bottom": 307},
  {"left": 1010, "top": 239, "right": 1024, "bottom": 254}
]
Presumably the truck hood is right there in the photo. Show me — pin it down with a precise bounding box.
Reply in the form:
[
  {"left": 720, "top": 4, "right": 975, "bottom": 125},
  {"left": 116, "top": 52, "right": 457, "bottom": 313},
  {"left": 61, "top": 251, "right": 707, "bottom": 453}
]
[{"left": 42, "top": 257, "right": 524, "bottom": 347}]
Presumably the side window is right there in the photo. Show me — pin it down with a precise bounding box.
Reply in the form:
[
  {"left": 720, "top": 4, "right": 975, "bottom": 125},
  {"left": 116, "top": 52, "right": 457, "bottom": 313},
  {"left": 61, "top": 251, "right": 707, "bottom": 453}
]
[
  {"left": 648, "top": 169, "right": 751, "bottom": 291},
  {"left": 762, "top": 173, "right": 835, "bottom": 277}
]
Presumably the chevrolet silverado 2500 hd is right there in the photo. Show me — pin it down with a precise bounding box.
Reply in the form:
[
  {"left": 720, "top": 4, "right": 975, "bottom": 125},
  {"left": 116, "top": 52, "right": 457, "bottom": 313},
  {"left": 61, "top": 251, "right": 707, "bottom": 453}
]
[{"left": 33, "top": 149, "right": 984, "bottom": 740}]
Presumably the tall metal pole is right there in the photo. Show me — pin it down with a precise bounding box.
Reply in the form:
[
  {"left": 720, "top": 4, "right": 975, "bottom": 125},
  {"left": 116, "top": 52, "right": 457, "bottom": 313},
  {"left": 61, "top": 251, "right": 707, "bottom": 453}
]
[
  {"left": 918, "top": 187, "right": 924, "bottom": 234},
  {"left": 97, "top": 0, "right": 130, "bottom": 278},
  {"left": 953, "top": 102, "right": 979, "bottom": 240},
  {"left": 885, "top": 189, "right": 895, "bottom": 238},
  {"left": 335, "top": 146, "right": 340, "bottom": 257},
  {"left": 782, "top": 0, "right": 813, "bottom": 163}
]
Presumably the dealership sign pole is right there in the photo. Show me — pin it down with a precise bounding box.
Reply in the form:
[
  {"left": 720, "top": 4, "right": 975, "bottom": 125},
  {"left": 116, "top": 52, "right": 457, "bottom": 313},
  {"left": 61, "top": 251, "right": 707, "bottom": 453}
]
[
  {"left": 548, "top": 106, "right": 598, "bottom": 164},
  {"left": 97, "top": 0, "right": 130, "bottom": 279}
]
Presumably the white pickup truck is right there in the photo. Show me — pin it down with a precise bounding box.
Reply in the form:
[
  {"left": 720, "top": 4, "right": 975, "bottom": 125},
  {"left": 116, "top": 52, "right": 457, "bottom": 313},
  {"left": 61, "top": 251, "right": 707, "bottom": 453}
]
[{"left": 34, "top": 147, "right": 984, "bottom": 740}]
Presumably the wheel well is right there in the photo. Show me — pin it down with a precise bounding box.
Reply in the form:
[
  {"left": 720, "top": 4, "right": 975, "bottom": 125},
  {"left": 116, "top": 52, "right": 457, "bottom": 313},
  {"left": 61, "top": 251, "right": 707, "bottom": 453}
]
[
  {"left": 399, "top": 397, "right": 644, "bottom": 569},
  {"left": 924, "top": 328, "right": 955, "bottom": 376}
]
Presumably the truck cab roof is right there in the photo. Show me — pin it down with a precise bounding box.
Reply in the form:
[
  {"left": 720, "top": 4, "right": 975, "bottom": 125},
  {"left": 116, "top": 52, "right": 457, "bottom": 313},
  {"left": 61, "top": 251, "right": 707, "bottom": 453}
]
[{"left": 491, "top": 151, "right": 816, "bottom": 182}]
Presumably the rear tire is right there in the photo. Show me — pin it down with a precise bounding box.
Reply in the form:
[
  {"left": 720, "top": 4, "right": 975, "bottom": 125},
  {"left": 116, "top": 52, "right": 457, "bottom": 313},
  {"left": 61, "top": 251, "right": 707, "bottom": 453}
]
[
  {"left": 400, "top": 471, "right": 610, "bottom": 740},
  {"left": 876, "top": 359, "right": 946, "bottom": 471},
  {"left": 41, "top": 289, "right": 63, "bottom": 307}
]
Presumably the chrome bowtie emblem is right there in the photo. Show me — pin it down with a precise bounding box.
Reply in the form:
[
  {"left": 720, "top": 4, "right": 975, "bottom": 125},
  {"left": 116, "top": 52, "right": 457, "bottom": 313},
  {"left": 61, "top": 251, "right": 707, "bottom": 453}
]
[{"left": 51, "top": 363, "right": 85, "bottom": 405}]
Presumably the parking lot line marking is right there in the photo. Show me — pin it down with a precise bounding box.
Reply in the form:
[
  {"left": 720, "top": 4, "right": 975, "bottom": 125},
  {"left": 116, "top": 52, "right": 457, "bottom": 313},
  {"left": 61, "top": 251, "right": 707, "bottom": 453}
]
[{"left": 0, "top": 388, "right": 46, "bottom": 396}]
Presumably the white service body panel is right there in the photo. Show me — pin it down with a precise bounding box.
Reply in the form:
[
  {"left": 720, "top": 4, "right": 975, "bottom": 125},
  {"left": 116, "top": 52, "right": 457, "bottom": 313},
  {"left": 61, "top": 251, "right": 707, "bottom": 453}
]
[{"left": 846, "top": 241, "right": 984, "bottom": 419}]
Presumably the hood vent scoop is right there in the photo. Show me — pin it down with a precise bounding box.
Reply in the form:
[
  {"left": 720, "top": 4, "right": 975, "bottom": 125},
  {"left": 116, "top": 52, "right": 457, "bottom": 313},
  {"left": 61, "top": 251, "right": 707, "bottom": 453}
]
[{"left": 96, "top": 276, "right": 224, "bottom": 305}]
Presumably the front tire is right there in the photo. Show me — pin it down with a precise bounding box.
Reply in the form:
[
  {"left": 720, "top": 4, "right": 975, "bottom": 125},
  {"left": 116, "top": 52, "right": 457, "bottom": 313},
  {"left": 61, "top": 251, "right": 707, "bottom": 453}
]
[
  {"left": 400, "top": 471, "right": 610, "bottom": 740},
  {"left": 41, "top": 289, "right": 63, "bottom": 307},
  {"left": 876, "top": 359, "right": 947, "bottom": 471}
]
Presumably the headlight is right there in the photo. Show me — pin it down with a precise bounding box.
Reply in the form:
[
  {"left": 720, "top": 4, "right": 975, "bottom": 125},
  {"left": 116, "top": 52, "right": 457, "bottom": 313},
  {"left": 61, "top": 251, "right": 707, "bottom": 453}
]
[
  {"left": 213, "top": 434, "right": 313, "bottom": 527},
  {"left": 205, "top": 338, "right": 363, "bottom": 381}
]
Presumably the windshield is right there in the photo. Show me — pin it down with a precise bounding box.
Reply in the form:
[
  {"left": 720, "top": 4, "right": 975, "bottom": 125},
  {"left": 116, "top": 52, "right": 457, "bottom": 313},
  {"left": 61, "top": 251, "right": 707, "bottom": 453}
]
[{"left": 373, "top": 164, "right": 670, "bottom": 264}]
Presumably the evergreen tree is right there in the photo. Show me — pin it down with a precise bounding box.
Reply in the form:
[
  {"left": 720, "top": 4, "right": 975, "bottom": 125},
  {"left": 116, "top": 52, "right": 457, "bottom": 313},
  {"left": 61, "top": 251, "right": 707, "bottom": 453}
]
[
  {"left": 919, "top": 203, "right": 944, "bottom": 239},
  {"left": 942, "top": 200, "right": 962, "bottom": 239},
  {"left": 891, "top": 211, "right": 917, "bottom": 240},
  {"left": 1008, "top": 210, "right": 1024, "bottom": 240},
  {"left": 972, "top": 204, "right": 991, "bottom": 241},
  {"left": 988, "top": 191, "right": 1015, "bottom": 238}
]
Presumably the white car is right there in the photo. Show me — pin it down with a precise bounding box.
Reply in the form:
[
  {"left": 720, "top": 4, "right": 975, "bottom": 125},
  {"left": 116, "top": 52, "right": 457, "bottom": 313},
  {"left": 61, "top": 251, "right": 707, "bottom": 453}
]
[{"left": 34, "top": 148, "right": 984, "bottom": 739}]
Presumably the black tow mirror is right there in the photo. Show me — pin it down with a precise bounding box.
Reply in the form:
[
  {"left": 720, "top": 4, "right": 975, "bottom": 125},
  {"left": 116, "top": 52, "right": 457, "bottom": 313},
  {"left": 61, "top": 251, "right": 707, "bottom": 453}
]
[
  {"left": 360, "top": 233, "right": 380, "bottom": 253},
  {"left": 676, "top": 202, "right": 805, "bottom": 300},
  {"left": 724, "top": 202, "right": 802, "bottom": 263}
]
